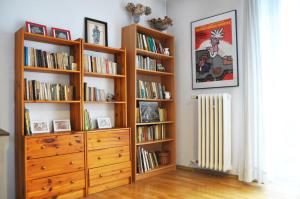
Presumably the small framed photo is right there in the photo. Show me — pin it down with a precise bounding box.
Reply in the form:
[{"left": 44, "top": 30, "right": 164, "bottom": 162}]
[
  {"left": 51, "top": 27, "right": 71, "bottom": 40},
  {"left": 97, "top": 117, "right": 112, "bottom": 129},
  {"left": 139, "top": 102, "right": 160, "bottom": 123},
  {"left": 53, "top": 120, "right": 71, "bottom": 132},
  {"left": 30, "top": 121, "right": 50, "bottom": 134},
  {"left": 25, "top": 21, "right": 47, "bottom": 36},
  {"left": 85, "top": 17, "right": 108, "bottom": 46}
]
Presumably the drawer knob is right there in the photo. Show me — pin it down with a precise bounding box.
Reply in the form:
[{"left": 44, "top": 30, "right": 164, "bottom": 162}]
[
  {"left": 69, "top": 161, "right": 74, "bottom": 165},
  {"left": 41, "top": 166, "right": 46, "bottom": 170},
  {"left": 118, "top": 137, "right": 121, "bottom": 140},
  {"left": 70, "top": 180, "right": 75, "bottom": 184},
  {"left": 42, "top": 186, "right": 48, "bottom": 190},
  {"left": 41, "top": 145, "right": 46, "bottom": 149},
  {"left": 119, "top": 153, "right": 122, "bottom": 158},
  {"left": 120, "top": 169, "right": 123, "bottom": 173},
  {"left": 69, "top": 142, "right": 73, "bottom": 146},
  {"left": 99, "top": 174, "right": 102, "bottom": 178},
  {"left": 97, "top": 139, "right": 101, "bottom": 142},
  {"left": 98, "top": 157, "right": 101, "bottom": 160}
]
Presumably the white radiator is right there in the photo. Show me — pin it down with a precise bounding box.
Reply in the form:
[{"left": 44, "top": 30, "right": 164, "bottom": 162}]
[{"left": 197, "top": 93, "right": 232, "bottom": 172}]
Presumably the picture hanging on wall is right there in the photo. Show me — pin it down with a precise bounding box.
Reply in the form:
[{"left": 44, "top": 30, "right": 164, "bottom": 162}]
[
  {"left": 191, "top": 10, "right": 239, "bottom": 89},
  {"left": 85, "top": 17, "right": 108, "bottom": 46}
]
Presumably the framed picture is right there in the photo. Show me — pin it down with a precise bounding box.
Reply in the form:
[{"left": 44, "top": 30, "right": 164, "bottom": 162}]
[
  {"left": 53, "top": 120, "right": 71, "bottom": 132},
  {"left": 30, "top": 120, "right": 49, "bottom": 134},
  {"left": 139, "top": 102, "right": 160, "bottom": 123},
  {"left": 85, "top": 17, "right": 108, "bottom": 46},
  {"left": 51, "top": 27, "right": 71, "bottom": 40},
  {"left": 97, "top": 117, "right": 112, "bottom": 129},
  {"left": 191, "top": 10, "right": 239, "bottom": 89},
  {"left": 25, "top": 21, "right": 47, "bottom": 36}
]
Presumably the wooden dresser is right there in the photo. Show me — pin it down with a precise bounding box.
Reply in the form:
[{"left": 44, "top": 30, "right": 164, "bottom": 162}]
[
  {"left": 86, "top": 128, "right": 132, "bottom": 194},
  {"left": 25, "top": 132, "right": 85, "bottom": 198}
]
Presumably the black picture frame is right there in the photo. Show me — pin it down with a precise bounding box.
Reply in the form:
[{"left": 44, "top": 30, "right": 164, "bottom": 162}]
[
  {"left": 191, "top": 10, "right": 239, "bottom": 89},
  {"left": 139, "top": 102, "right": 160, "bottom": 123},
  {"left": 84, "top": 17, "right": 108, "bottom": 46}
]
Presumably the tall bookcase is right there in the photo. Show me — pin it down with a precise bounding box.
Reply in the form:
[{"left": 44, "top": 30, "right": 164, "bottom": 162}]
[
  {"left": 15, "top": 28, "right": 131, "bottom": 198},
  {"left": 122, "top": 24, "right": 176, "bottom": 181}
]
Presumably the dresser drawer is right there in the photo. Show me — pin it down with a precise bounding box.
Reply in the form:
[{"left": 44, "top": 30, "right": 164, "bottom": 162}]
[
  {"left": 27, "top": 171, "right": 85, "bottom": 199},
  {"left": 88, "top": 178, "right": 130, "bottom": 195},
  {"left": 88, "top": 146, "right": 130, "bottom": 168},
  {"left": 27, "top": 152, "right": 84, "bottom": 179},
  {"left": 89, "top": 161, "right": 131, "bottom": 187},
  {"left": 26, "top": 133, "right": 84, "bottom": 159},
  {"left": 87, "top": 129, "right": 129, "bottom": 151}
]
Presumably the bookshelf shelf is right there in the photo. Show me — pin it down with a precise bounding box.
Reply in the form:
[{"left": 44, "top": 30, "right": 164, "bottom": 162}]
[
  {"left": 24, "top": 131, "right": 82, "bottom": 138},
  {"left": 136, "top": 69, "right": 174, "bottom": 76},
  {"left": 84, "top": 43, "right": 125, "bottom": 54},
  {"left": 24, "top": 66, "right": 80, "bottom": 74},
  {"left": 24, "top": 100, "right": 81, "bottom": 104},
  {"left": 122, "top": 24, "right": 176, "bottom": 182},
  {"left": 24, "top": 31, "right": 80, "bottom": 46},
  {"left": 84, "top": 101, "right": 126, "bottom": 104},
  {"left": 136, "top": 49, "right": 174, "bottom": 60},
  {"left": 84, "top": 72, "right": 125, "bottom": 79},
  {"left": 136, "top": 98, "right": 174, "bottom": 102},
  {"left": 136, "top": 138, "right": 175, "bottom": 146}
]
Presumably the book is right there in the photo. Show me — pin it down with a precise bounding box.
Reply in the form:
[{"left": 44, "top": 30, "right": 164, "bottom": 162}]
[
  {"left": 159, "top": 107, "right": 167, "bottom": 121},
  {"left": 84, "top": 83, "right": 106, "bottom": 102},
  {"left": 136, "top": 33, "right": 164, "bottom": 54},
  {"left": 136, "top": 124, "right": 166, "bottom": 143},
  {"left": 83, "top": 54, "right": 118, "bottom": 75},
  {"left": 136, "top": 80, "right": 165, "bottom": 99},
  {"left": 24, "top": 109, "right": 31, "bottom": 135},
  {"left": 137, "top": 147, "right": 160, "bottom": 174}
]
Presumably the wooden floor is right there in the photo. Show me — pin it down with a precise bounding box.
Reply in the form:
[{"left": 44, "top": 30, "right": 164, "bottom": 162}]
[{"left": 84, "top": 169, "right": 300, "bottom": 199}]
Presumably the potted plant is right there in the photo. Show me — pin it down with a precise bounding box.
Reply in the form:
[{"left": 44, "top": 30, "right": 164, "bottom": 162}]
[{"left": 126, "top": 3, "right": 152, "bottom": 23}]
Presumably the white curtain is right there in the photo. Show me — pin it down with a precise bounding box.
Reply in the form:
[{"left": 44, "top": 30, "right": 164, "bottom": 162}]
[
  {"left": 239, "top": 0, "right": 265, "bottom": 183},
  {"left": 241, "top": 0, "right": 300, "bottom": 189}
]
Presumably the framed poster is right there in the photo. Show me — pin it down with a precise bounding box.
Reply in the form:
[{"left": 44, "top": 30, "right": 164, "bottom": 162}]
[
  {"left": 85, "top": 17, "right": 108, "bottom": 46},
  {"left": 191, "top": 10, "right": 239, "bottom": 89}
]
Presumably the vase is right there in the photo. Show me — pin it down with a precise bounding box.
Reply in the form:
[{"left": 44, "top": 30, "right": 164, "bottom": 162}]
[{"left": 133, "top": 15, "right": 140, "bottom": 23}]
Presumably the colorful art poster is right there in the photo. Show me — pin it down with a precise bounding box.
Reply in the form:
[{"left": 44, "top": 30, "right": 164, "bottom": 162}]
[{"left": 191, "top": 10, "right": 239, "bottom": 89}]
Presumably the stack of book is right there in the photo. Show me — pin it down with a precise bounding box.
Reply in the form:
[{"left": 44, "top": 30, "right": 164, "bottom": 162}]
[
  {"left": 24, "top": 79, "right": 75, "bottom": 101},
  {"left": 84, "top": 83, "right": 105, "bottom": 102},
  {"left": 136, "top": 33, "right": 164, "bottom": 54},
  {"left": 136, "top": 80, "right": 165, "bottom": 99},
  {"left": 136, "top": 55, "right": 163, "bottom": 71},
  {"left": 84, "top": 55, "right": 118, "bottom": 75},
  {"left": 137, "top": 147, "right": 159, "bottom": 173},
  {"left": 24, "top": 47, "right": 76, "bottom": 70},
  {"left": 24, "top": 109, "right": 31, "bottom": 135},
  {"left": 84, "top": 109, "right": 92, "bottom": 130},
  {"left": 136, "top": 124, "right": 166, "bottom": 143}
]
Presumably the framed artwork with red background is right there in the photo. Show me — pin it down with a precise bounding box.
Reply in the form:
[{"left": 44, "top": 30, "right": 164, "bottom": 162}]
[
  {"left": 25, "top": 21, "right": 47, "bottom": 36},
  {"left": 191, "top": 10, "right": 239, "bottom": 89},
  {"left": 51, "top": 27, "right": 71, "bottom": 40}
]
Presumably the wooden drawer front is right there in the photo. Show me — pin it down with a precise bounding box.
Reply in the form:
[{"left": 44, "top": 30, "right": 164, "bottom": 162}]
[
  {"left": 27, "top": 152, "right": 84, "bottom": 179},
  {"left": 27, "top": 171, "right": 85, "bottom": 199},
  {"left": 88, "top": 146, "right": 130, "bottom": 168},
  {"left": 26, "top": 134, "right": 84, "bottom": 159},
  {"left": 89, "top": 161, "right": 131, "bottom": 187},
  {"left": 87, "top": 130, "right": 129, "bottom": 151},
  {"left": 88, "top": 178, "right": 130, "bottom": 194}
]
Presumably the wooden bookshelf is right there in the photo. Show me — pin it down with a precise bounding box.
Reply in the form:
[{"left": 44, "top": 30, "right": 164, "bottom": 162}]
[
  {"left": 122, "top": 24, "right": 176, "bottom": 181},
  {"left": 24, "top": 66, "right": 80, "bottom": 74}
]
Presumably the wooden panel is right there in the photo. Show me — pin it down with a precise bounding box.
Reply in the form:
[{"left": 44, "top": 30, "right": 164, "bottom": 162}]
[
  {"left": 27, "top": 152, "right": 84, "bottom": 179},
  {"left": 26, "top": 134, "right": 84, "bottom": 159},
  {"left": 88, "top": 178, "right": 130, "bottom": 194},
  {"left": 87, "top": 130, "right": 129, "bottom": 151},
  {"left": 88, "top": 146, "right": 130, "bottom": 168},
  {"left": 89, "top": 161, "right": 131, "bottom": 187},
  {"left": 27, "top": 171, "right": 85, "bottom": 199}
]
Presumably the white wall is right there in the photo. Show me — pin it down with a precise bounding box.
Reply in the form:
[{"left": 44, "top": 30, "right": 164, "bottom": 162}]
[
  {"left": 166, "top": 0, "right": 244, "bottom": 174},
  {"left": 0, "top": 0, "right": 166, "bottom": 198}
]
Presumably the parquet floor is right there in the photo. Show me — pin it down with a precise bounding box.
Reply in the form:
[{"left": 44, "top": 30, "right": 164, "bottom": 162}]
[{"left": 84, "top": 169, "right": 300, "bottom": 199}]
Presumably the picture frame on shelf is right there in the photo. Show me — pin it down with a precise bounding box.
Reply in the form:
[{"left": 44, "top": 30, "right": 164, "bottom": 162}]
[
  {"left": 97, "top": 117, "right": 112, "bottom": 129},
  {"left": 139, "top": 102, "right": 160, "bottom": 123},
  {"left": 85, "top": 17, "right": 108, "bottom": 46},
  {"left": 51, "top": 27, "right": 71, "bottom": 40},
  {"left": 53, "top": 120, "right": 71, "bottom": 132},
  {"left": 30, "top": 120, "right": 50, "bottom": 134},
  {"left": 25, "top": 21, "right": 47, "bottom": 36},
  {"left": 191, "top": 10, "right": 239, "bottom": 89}
]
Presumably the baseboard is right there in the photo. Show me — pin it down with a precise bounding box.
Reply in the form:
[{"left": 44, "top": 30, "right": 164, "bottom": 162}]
[{"left": 176, "top": 164, "right": 238, "bottom": 179}]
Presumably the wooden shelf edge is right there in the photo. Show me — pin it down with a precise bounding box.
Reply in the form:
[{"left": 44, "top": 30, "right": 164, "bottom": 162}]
[
  {"left": 83, "top": 42, "right": 125, "bottom": 54},
  {"left": 24, "top": 100, "right": 81, "bottom": 104},
  {"left": 85, "top": 127, "right": 130, "bottom": 133},
  {"left": 136, "top": 69, "right": 174, "bottom": 76},
  {"left": 136, "top": 98, "right": 173, "bottom": 102},
  {"left": 24, "top": 66, "right": 80, "bottom": 74},
  {"left": 136, "top": 49, "right": 174, "bottom": 60},
  {"left": 84, "top": 101, "right": 126, "bottom": 104},
  {"left": 84, "top": 72, "right": 125, "bottom": 78},
  {"left": 136, "top": 138, "right": 175, "bottom": 146},
  {"left": 136, "top": 121, "right": 174, "bottom": 126},
  {"left": 136, "top": 164, "right": 176, "bottom": 181},
  {"left": 24, "top": 130, "right": 83, "bottom": 138}
]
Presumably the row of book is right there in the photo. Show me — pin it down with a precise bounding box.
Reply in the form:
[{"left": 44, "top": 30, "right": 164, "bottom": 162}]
[
  {"left": 84, "top": 109, "right": 92, "bottom": 130},
  {"left": 137, "top": 147, "right": 159, "bottom": 173},
  {"left": 24, "top": 109, "right": 31, "bottom": 135},
  {"left": 136, "top": 33, "right": 164, "bottom": 54},
  {"left": 136, "top": 124, "right": 167, "bottom": 143},
  {"left": 24, "top": 79, "right": 75, "bottom": 101},
  {"left": 84, "top": 83, "right": 106, "bottom": 102},
  {"left": 83, "top": 55, "right": 118, "bottom": 75},
  {"left": 136, "top": 80, "right": 166, "bottom": 99},
  {"left": 136, "top": 55, "right": 164, "bottom": 71},
  {"left": 136, "top": 106, "right": 167, "bottom": 123},
  {"left": 24, "top": 47, "right": 77, "bottom": 70}
]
